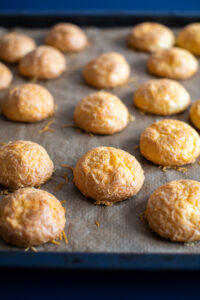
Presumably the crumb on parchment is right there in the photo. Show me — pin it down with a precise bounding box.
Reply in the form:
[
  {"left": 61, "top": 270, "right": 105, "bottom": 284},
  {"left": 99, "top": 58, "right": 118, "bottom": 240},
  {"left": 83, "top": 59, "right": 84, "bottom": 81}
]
[
  {"left": 158, "top": 166, "right": 187, "bottom": 173},
  {"left": 95, "top": 221, "right": 100, "bottom": 227},
  {"left": 38, "top": 119, "right": 55, "bottom": 134},
  {"left": 139, "top": 212, "right": 147, "bottom": 225}
]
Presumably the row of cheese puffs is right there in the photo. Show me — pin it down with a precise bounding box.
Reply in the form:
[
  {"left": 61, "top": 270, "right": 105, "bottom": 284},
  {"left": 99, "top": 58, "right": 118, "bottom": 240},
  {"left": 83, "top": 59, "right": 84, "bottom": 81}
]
[
  {"left": 1, "top": 22, "right": 200, "bottom": 87},
  {"left": 1, "top": 22, "right": 200, "bottom": 249}
]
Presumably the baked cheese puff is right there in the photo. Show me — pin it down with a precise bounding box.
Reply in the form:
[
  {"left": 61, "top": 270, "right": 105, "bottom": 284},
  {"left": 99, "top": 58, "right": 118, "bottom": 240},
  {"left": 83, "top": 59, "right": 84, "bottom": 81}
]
[
  {"left": 133, "top": 79, "right": 191, "bottom": 115},
  {"left": 147, "top": 47, "right": 198, "bottom": 80},
  {"left": 189, "top": 100, "right": 200, "bottom": 130},
  {"left": 177, "top": 23, "right": 200, "bottom": 55},
  {"left": 128, "top": 22, "right": 175, "bottom": 52},
  {"left": 46, "top": 23, "right": 88, "bottom": 52},
  {"left": 2, "top": 84, "right": 55, "bottom": 123},
  {"left": 18, "top": 45, "right": 66, "bottom": 80},
  {"left": 146, "top": 180, "right": 200, "bottom": 242},
  {"left": 0, "top": 32, "right": 36, "bottom": 63},
  {"left": 74, "top": 147, "right": 144, "bottom": 205},
  {"left": 74, "top": 91, "right": 129, "bottom": 134},
  {"left": 83, "top": 52, "right": 130, "bottom": 88},
  {"left": 0, "top": 141, "right": 54, "bottom": 189},
  {"left": 0, "top": 62, "right": 12, "bottom": 91},
  {"left": 0, "top": 188, "right": 66, "bottom": 248},
  {"left": 140, "top": 119, "right": 200, "bottom": 166}
]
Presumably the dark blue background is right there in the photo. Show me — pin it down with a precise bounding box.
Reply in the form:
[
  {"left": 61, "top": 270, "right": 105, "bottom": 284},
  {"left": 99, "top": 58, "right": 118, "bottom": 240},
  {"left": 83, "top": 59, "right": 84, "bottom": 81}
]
[
  {"left": 1, "top": 1, "right": 200, "bottom": 300},
  {"left": 1, "top": 0, "right": 200, "bottom": 12},
  {"left": 0, "top": 269, "right": 199, "bottom": 300}
]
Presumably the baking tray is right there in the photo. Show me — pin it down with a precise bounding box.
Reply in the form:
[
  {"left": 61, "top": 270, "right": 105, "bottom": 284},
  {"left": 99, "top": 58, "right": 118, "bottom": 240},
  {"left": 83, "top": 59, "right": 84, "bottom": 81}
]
[{"left": 1, "top": 12, "right": 200, "bottom": 270}]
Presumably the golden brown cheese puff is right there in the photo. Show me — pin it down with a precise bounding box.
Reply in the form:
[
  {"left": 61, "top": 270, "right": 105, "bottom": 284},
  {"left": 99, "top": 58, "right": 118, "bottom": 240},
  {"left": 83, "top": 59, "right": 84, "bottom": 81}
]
[
  {"left": 146, "top": 180, "right": 200, "bottom": 242},
  {"left": 2, "top": 83, "right": 55, "bottom": 123},
  {"left": 74, "top": 91, "right": 129, "bottom": 134},
  {"left": 147, "top": 47, "right": 198, "bottom": 80},
  {"left": 18, "top": 45, "right": 66, "bottom": 80},
  {"left": 189, "top": 100, "right": 200, "bottom": 130},
  {"left": 133, "top": 79, "right": 191, "bottom": 115},
  {"left": 0, "top": 188, "right": 66, "bottom": 248},
  {"left": 45, "top": 23, "right": 88, "bottom": 53},
  {"left": 0, "top": 62, "right": 12, "bottom": 91},
  {"left": 74, "top": 147, "right": 144, "bottom": 205},
  {"left": 140, "top": 119, "right": 200, "bottom": 167},
  {"left": 0, "top": 32, "right": 36, "bottom": 63},
  {"left": 83, "top": 52, "right": 130, "bottom": 89},
  {"left": 177, "top": 23, "right": 200, "bottom": 55},
  {"left": 0, "top": 141, "right": 54, "bottom": 189},
  {"left": 128, "top": 22, "right": 175, "bottom": 52}
]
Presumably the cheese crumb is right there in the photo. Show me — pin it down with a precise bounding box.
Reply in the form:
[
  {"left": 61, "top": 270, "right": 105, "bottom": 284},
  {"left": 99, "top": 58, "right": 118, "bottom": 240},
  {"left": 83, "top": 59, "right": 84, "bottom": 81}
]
[
  {"left": 31, "top": 246, "right": 38, "bottom": 252},
  {"left": 51, "top": 240, "right": 60, "bottom": 246},
  {"left": 62, "top": 231, "right": 69, "bottom": 244},
  {"left": 61, "top": 164, "right": 74, "bottom": 172},
  {"left": 129, "top": 113, "right": 135, "bottom": 122},
  {"left": 174, "top": 167, "right": 187, "bottom": 173},
  {"left": 55, "top": 182, "right": 65, "bottom": 191},
  {"left": 184, "top": 242, "right": 195, "bottom": 247},
  {"left": 0, "top": 190, "right": 9, "bottom": 195},
  {"left": 61, "top": 200, "right": 66, "bottom": 204},
  {"left": 38, "top": 119, "right": 55, "bottom": 134},
  {"left": 63, "top": 172, "right": 69, "bottom": 184},
  {"left": 139, "top": 212, "right": 147, "bottom": 225},
  {"left": 95, "top": 221, "right": 100, "bottom": 227}
]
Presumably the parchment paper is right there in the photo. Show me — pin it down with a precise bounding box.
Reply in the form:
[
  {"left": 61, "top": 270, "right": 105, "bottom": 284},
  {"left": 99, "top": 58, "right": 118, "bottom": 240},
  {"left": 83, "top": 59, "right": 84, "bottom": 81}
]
[{"left": 0, "top": 26, "right": 200, "bottom": 253}]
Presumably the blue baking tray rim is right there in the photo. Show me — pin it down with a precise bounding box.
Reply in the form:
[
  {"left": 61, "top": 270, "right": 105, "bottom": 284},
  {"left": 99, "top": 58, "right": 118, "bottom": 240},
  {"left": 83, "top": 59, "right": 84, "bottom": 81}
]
[{"left": 0, "top": 252, "right": 199, "bottom": 270}]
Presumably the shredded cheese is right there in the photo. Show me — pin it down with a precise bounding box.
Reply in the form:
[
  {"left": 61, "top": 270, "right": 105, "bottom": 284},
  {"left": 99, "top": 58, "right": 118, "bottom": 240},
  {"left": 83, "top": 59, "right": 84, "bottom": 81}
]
[
  {"left": 158, "top": 166, "right": 187, "bottom": 173},
  {"left": 55, "top": 182, "right": 65, "bottom": 191},
  {"left": 51, "top": 240, "right": 60, "bottom": 246},
  {"left": 0, "top": 190, "right": 9, "bottom": 195},
  {"left": 61, "top": 200, "right": 66, "bottom": 204},
  {"left": 31, "top": 246, "right": 38, "bottom": 252},
  {"left": 61, "top": 164, "right": 74, "bottom": 172},
  {"left": 158, "top": 166, "right": 169, "bottom": 172},
  {"left": 38, "top": 119, "right": 55, "bottom": 134},
  {"left": 162, "top": 166, "right": 168, "bottom": 172},
  {"left": 62, "top": 231, "right": 69, "bottom": 244},
  {"left": 139, "top": 212, "right": 147, "bottom": 225},
  {"left": 184, "top": 242, "right": 195, "bottom": 247},
  {"left": 55, "top": 170, "right": 71, "bottom": 192},
  {"left": 174, "top": 167, "right": 187, "bottom": 173},
  {"left": 63, "top": 172, "right": 69, "bottom": 184},
  {"left": 128, "top": 113, "right": 135, "bottom": 122},
  {"left": 95, "top": 221, "right": 100, "bottom": 227}
]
